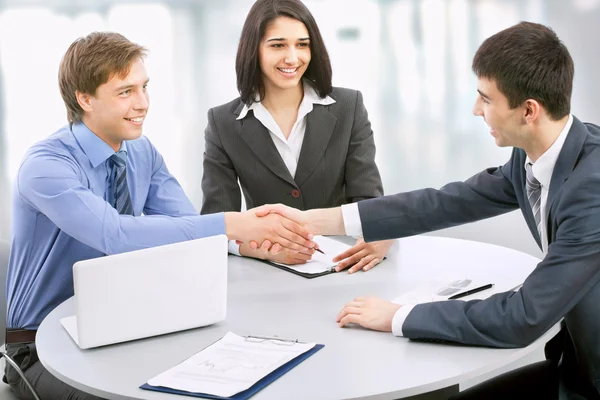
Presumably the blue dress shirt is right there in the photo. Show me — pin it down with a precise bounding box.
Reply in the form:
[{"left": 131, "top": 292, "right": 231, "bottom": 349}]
[{"left": 7, "top": 122, "right": 225, "bottom": 329}]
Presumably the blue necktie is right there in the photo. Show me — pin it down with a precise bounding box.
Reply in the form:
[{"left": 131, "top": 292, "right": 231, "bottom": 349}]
[{"left": 109, "top": 151, "right": 134, "bottom": 215}]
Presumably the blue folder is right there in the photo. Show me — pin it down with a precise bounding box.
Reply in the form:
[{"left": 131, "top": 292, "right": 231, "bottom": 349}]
[{"left": 140, "top": 343, "right": 324, "bottom": 399}]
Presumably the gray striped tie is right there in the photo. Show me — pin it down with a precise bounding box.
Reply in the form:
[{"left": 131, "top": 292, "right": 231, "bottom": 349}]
[
  {"left": 109, "top": 151, "right": 134, "bottom": 216},
  {"left": 525, "top": 162, "right": 542, "bottom": 238}
]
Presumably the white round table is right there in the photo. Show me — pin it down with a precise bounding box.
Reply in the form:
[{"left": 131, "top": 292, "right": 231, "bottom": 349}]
[{"left": 36, "top": 236, "right": 560, "bottom": 400}]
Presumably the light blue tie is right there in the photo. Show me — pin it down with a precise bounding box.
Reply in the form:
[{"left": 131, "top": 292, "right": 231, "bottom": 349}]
[{"left": 109, "top": 151, "right": 134, "bottom": 216}]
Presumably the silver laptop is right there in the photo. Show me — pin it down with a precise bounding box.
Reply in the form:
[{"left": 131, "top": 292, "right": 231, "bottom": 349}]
[{"left": 61, "top": 235, "right": 227, "bottom": 349}]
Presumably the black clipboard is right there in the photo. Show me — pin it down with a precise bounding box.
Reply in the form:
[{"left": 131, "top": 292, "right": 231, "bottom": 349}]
[
  {"left": 259, "top": 259, "right": 337, "bottom": 279},
  {"left": 260, "top": 256, "right": 387, "bottom": 278}
]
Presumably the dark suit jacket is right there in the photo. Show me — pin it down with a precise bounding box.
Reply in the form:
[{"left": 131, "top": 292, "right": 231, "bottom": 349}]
[
  {"left": 357, "top": 116, "right": 600, "bottom": 399},
  {"left": 201, "top": 87, "right": 383, "bottom": 213}
]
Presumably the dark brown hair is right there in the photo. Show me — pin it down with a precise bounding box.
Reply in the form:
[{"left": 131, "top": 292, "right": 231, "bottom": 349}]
[
  {"left": 236, "top": 0, "right": 332, "bottom": 105},
  {"left": 472, "top": 21, "right": 573, "bottom": 120},
  {"left": 58, "top": 32, "right": 147, "bottom": 123}
]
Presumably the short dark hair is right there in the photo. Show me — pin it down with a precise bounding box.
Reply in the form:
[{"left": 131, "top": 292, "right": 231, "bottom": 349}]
[
  {"left": 472, "top": 21, "right": 574, "bottom": 120},
  {"left": 59, "top": 32, "right": 147, "bottom": 123},
  {"left": 236, "top": 0, "right": 332, "bottom": 105}
]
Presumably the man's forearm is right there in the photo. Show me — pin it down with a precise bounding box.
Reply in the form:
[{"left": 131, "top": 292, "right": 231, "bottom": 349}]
[
  {"left": 224, "top": 212, "right": 244, "bottom": 242},
  {"left": 305, "top": 207, "right": 346, "bottom": 236}
]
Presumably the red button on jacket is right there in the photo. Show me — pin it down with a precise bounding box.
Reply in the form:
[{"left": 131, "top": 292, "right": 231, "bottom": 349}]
[{"left": 291, "top": 189, "right": 301, "bottom": 198}]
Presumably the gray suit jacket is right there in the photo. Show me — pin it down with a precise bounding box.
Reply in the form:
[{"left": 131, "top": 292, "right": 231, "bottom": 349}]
[
  {"left": 201, "top": 87, "right": 383, "bottom": 213},
  {"left": 357, "top": 116, "right": 600, "bottom": 399}
]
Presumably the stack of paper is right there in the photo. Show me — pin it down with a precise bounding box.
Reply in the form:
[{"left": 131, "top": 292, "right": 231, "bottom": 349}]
[
  {"left": 143, "top": 332, "right": 321, "bottom": 399},
  {"left": 392, "top": 278, "right": 492, "bottom": 304}
]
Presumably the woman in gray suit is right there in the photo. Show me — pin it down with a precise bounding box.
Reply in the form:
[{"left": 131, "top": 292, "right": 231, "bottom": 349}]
[{"left": 201, "top": 0, "right": 393, "bottom": 272}]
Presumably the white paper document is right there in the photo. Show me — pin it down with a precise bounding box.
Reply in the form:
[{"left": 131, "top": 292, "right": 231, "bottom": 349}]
[
  {"left": 392, "top": 278, "right": 493, "bottom": 305},
  {"left": 271, "top": 236, "right": 352, "bottom": 274},
  {"left": 146, "top": 331, "right": 316, "bottom": 397}
]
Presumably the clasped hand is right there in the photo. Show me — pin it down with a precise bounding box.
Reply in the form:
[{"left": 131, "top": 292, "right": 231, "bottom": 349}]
[
  {"left": 240, "top": 204, "right": 392, "bottom": 272},
  {"left": 226, "top": 205, "right": 316, "bottom": 254}
]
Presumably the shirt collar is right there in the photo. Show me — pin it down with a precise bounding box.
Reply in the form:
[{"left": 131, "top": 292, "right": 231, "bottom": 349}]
[
  {"left": 525, "top": 114, "right": 573, "bottom": 188},
  {"left": 71, "top": 122, "right": 128, "bottom": 168},
  {"left": 236, "top": 80, "right": 335, "bottom": 121}
]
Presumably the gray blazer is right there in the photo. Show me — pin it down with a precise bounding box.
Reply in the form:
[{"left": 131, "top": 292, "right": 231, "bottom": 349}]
[
  {"left": 357, "top": 116, "right": 600, "bottom": 399},
  {"left": 201, "top": 87, "right": 383, "bottom": 213}
]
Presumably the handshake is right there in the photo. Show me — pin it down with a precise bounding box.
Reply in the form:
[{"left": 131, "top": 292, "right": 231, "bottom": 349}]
[
  {"left": 223, "top": 204, "right": 333, "bottom": 255},
  {"left": 223, "top": 204, "right": 393, "bottom": 273}
]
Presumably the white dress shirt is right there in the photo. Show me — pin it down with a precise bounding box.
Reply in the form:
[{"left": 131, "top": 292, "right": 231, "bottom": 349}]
[
  {"left": 228, "top": 82, "right": 336, "bottom": 255},
  {"left": 341, "top": 114, "right": 573, "bottom": 336},
  {"left": 525, "top": 114, "right": 573, "bottom": 253}
]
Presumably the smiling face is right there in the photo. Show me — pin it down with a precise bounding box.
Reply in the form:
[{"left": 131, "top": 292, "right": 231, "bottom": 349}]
[
  {"left": 472, "top": 77, "right": 527, "bottom": 148},
  {"left": 258, "top": 16, "right": 311, "bottom": 95},
  {"left": 77, "top": 58, "right": 149, "bottom": 151}
]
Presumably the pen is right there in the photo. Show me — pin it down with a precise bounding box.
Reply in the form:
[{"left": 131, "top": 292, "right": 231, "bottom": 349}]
[
  {"left": 315, "top": 248, "right": 325, "bottom": 255},
  {"left": 448, "top": 284, "right": 494, "bottom": 300}
]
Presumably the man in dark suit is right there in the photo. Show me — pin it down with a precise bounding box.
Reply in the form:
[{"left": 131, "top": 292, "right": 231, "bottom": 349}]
[{"left": 256, "top": 22, "right": 600, "bottom": 399}]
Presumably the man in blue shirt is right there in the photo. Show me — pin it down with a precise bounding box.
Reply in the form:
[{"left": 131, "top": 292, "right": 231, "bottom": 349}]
[{"left": 3, "top": 32, "right": 315, "bottom": 399}]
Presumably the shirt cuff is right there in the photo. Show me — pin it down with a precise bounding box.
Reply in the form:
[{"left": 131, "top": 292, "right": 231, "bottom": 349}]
[
  {"left": 228, "top": 240, "right": 241, "bottom": 256},
  {"left": 341, "top": 203, "right": 363, "bottom": 237},
  {"left": 391, "top": 304, "right": 416, "bottom": 337},
  {"left": 193, "top": 212, "right": 226, "bottom": 239}
]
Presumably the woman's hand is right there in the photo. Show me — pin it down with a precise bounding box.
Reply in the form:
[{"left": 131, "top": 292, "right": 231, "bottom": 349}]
[
  {"left": 333, "top": 239, "right": 394, "bottom": 273},
  {"left": 239, "top": 242, "right": 315, "bottom": 265}
]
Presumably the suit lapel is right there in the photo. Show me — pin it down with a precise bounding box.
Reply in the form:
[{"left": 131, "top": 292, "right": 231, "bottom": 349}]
[
  {"left": 545, "top": 117, "right": 587, "bottom": 225},
  {"left": 294, "top": 105, "right": 337, "bottom": 186},
  {"left": 236, "top": 106, "right": 296, "bottom": 186}
]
